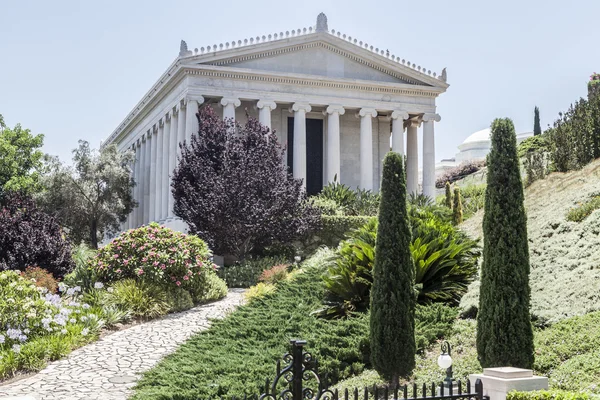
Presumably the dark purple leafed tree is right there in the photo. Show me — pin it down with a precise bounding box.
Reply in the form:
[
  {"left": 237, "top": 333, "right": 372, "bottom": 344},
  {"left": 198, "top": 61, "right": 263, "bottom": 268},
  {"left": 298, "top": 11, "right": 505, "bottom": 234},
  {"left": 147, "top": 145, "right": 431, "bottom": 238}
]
[{"left": 172, "top": 106, "right": 319, "bottom": 261}]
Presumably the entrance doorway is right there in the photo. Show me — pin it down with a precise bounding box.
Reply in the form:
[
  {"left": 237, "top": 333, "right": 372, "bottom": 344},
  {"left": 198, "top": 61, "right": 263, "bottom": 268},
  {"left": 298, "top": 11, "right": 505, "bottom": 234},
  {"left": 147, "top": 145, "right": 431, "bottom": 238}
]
[{"left": 287, "top": 117, "right": 324, "bottom": 196}]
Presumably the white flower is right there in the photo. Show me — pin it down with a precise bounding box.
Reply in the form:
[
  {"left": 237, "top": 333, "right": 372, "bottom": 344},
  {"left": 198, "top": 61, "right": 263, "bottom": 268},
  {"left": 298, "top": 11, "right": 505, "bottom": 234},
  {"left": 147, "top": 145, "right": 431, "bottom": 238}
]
[
  {"left": 81, "top": 328, "right": 89, "bottom": 336},
  {"left": 12, "top": 344, "right": 21, "bottom": 353},
  {"left": 60, "top": 329, "right": 67, "bottom": 335},
  {"left": 107, "top": 287, "right": 114, "bottom": 293},
  {"left": 82, "top": 304, "right": 90, "bottom": 309},
  {"left": 0, "top": 334, "right": 5, "bottom": 344},
  {"left": 70, "top": 318, "right": 76, "bottom": 323},
  {"left": 94, "top": 282, "right": 104, "bottom": 289}
]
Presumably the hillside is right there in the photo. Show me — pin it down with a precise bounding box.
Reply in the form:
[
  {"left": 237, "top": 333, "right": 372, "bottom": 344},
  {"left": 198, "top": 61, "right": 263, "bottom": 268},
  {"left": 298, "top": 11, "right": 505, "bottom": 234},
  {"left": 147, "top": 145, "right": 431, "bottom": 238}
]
[{"left": 460, "top": 158, "right": 600, "bottom": 323}]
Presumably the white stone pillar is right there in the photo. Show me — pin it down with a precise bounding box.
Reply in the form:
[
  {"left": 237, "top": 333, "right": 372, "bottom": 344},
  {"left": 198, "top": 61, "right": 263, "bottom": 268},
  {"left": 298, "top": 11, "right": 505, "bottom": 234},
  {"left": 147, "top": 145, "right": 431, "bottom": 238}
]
[
  {"left": 185, "top": 96, "right": 203, "bottom": 146},
  {"left": 257, "top": 100, "right": 276, "bottom": 130},
  {"left": 391, "top": 110, "right": 409, "bottom": 155},
  {"left": 161, "top": 114, "right": 171, "bottom": 220},
  {"left": 149, "top": 126, "right": 158, "bottom": 222},
  {"left": 155, "top": 121, "right": 164, "bottom": 222},
  {"left": 177, "top": 100, "right": 186, "bottom": 156},
  {"left": 292, "top": 102, "right": 312, "bottom": 187},
  {"left": 221, "top": 97, "right": 241, "bottom": 122},
  {"left": 133, "top": 141, "right": 141, "bottom": 228},
  {"left": 422, "top": 113, "right": 441, "bottom": 199},
  {"left": 168, "top": 107, "right": 178, "bottom": 218},
  {"left": 406, "top": 120, "right": 419, "bottom": 195},
  {"left": 142, "top": 132, "right": 151, "bottom": 224},
  {"left": 359, "top": 108, "right": 377, "bottom": 191},
  {"left": 325, "top": 105, "right": 345, "bottom": 183}
]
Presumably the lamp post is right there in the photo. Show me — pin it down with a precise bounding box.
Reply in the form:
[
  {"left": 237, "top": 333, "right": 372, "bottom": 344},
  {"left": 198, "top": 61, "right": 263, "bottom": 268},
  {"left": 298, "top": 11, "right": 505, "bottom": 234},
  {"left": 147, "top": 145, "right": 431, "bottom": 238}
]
[{"left": 437, "top": 341, "right": 453, "bottom": 386}]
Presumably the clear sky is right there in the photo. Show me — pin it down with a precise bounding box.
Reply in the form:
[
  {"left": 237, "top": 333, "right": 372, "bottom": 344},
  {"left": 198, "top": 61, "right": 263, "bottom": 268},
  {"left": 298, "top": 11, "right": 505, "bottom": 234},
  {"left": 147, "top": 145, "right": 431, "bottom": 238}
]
[{"left": 1, "top": 0, "right": 598, "bottom": 164}]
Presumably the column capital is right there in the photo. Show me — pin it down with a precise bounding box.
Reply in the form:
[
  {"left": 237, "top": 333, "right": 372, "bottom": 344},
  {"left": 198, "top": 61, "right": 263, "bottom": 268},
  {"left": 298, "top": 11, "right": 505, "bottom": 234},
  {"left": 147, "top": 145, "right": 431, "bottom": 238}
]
[
  {"left": 152, "top": 125, "right": 158, "bottom": 135},
  {"left": 423, "top": 113, "right": 441, "bottom": 122},
  {"left": 358, "top": 108, "right": 377, "bottom": 118},
  {"left": 159, "top": 119, "right": 165, "bottom": 128},
  {"left": 257, "top": 100, "right": 277, "bottom": 110},
  {"left": 391, "top": 110, "right": 409, "bottom": 120},
  {"left": 183, "top": 95, "right": 205, "bottom": 106},
  {"left": 406, "top": 119, "right": 421, "bottom": 129},
  {"left": 292, "top": 102, "right": 312, "bottom": 113},
  {"left": 220, "top": 97, "right": 241, "bottom": 107},
  {"left": 164, "top": 112, "right": 171, "bottom": 122},
  {"left": 325, "top": 104, "right": 345, "bottom": 115}
]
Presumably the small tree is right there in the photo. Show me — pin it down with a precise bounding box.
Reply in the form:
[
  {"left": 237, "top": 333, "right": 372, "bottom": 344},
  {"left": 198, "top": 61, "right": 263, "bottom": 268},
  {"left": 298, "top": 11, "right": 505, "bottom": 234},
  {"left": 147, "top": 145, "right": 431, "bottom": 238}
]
[
  {"left": 172, "top": 106, "right": 319, "bottom": 261},
  {"left": 40, "top": 141, "right": 136, "bottom": 248},
  {"left": 534, "top": 106, "right": 542, "bottom": 136},
  {"left": 452, "top": 187, "right": 463, "bottom": 225},
  {"left": 445, "top": 181, "right": 452, "bottom": 208},
  {"left": 0, "top": 192, "right": 74, "bottom": 278},
  {"left": 477, "top": 118, "right": 534, "bottom": 368},
  {"left": 0, "top": 114, "right": 45, "bottom": 196},
  {"left": 370, "top": 151, "right": 415, "bottom": 386}
]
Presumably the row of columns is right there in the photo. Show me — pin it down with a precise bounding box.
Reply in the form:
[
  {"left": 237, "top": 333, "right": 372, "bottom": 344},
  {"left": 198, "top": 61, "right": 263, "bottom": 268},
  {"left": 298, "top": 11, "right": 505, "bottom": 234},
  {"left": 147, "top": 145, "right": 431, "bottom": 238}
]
[{"left": 125, "top": 95, "right": 439, "bottom": 230}]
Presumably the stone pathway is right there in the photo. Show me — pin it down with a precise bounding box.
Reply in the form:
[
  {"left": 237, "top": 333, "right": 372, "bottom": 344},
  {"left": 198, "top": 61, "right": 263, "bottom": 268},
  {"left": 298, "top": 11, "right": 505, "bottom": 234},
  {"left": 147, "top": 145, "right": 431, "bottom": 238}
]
[{"left": 0, "top": 289, "right": 246, "bottom": 400}]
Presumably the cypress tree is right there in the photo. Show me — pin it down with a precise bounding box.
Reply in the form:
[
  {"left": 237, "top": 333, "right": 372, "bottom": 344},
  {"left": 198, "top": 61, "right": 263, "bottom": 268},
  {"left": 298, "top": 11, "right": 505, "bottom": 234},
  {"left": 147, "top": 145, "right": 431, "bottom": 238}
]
[
  {"left": 477, "top": 118, "right": 534, "bottom": 369},
  {"left": 370, "top": 151, "right": 415, "bottom": 386},
  {"left": 534, "top": 106, "right": 542, "bottom": 136},
  {"left": 445, "top": 181, "right": 452, "bottom": 208},
  {"left": 452, "top": 187, "right": 463, "bottom": 225}
]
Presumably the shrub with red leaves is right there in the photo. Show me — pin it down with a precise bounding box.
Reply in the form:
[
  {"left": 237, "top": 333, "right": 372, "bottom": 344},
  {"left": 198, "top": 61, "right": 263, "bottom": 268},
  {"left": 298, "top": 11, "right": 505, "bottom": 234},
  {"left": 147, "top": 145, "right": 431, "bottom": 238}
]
[
  {"left": 258, "top": 264, "right": 290, "bottom": 284},
  {"left": 435, "top": 160, "right": 486, "bottom": 188},
  {"left": 0, "top": 192, "right": 74, "bottom": 278},
  {"left": 22, "top": 266, "right": 59, "bottom": 293}
]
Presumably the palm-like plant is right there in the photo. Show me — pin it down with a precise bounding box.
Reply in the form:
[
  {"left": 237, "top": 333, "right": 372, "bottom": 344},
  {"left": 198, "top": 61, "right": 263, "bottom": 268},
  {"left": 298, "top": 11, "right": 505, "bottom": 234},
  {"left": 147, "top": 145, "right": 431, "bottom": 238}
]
[{"left": 316, "top": 209, "right": 480, "bottom": 319}]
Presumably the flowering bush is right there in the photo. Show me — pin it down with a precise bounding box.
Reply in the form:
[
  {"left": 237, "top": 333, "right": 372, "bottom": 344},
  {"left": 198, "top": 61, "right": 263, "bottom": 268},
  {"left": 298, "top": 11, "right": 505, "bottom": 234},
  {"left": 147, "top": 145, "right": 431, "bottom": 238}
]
[
  {"left": 91, "top": 223, "right": 225, "bottom": 300},
  {"left": 435, "top": 160, "right": 486, "bottom": 188},
  {"left": 0, "top": 270, "right": 107, "bottom": 379},
  {"left": 258, "top": 264, "right": 290, "bottom": 284},
  {"left": 21, "top": 267, "right": 58, "bottom": 294}
]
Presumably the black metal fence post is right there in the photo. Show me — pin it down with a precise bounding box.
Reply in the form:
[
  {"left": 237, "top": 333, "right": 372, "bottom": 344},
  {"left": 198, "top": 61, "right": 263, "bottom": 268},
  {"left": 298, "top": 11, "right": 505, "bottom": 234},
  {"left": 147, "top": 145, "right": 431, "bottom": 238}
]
[{"left": 291, "top": 339, "right": 306, "bottom": 400}]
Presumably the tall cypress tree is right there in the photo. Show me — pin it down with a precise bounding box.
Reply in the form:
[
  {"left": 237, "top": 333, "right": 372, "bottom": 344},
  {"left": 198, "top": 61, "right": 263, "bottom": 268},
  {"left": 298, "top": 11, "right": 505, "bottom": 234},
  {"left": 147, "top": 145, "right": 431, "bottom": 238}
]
[
  {"left": 445, "top": 181, "right": 452, "bottom": 208},
  {"left": 534, "top": 106, "right": 542, "bottom": 136},
  {"left": 452, "top": 187, "right": 463, "bottom": 225},
  {"left": 370, "top": 151, "right": 415, "bottom": 386},
  {"left": 477, "top": 118, "right": 534, "bottom": 369}
]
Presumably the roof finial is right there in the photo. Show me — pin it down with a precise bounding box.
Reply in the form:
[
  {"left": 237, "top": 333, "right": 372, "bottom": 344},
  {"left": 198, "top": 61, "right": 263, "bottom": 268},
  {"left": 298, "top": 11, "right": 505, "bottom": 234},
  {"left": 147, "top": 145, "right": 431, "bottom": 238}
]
[
  {"left": 316, "top": 12, "right": 328, "bottom": 33},
  {"left": 440, "top": 67, "right": 447, "bottom": 82},
  {"left": 179, "top": 40, "right": 191, "bottom": 57}
]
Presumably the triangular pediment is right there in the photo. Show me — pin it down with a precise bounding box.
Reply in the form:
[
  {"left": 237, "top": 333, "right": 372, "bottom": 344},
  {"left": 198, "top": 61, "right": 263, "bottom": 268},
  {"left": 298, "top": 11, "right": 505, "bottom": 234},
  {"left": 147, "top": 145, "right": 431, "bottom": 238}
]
[{"left": 180, "top": 32, "right": 448, "bottom": 89}]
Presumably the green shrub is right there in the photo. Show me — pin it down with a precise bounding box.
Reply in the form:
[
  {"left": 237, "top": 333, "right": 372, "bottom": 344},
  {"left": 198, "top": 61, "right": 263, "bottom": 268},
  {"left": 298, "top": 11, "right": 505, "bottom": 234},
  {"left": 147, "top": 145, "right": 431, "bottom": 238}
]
[
  {"left": 21, "top": 266, "right": 58, "bottom": 293},
  {"left": 460, "top": 184, "right": 486, "bottom": 218},
  {"left": 63, "top": 244, "right": 98, "bottom": 290},
  {"left": 507, "top": 390, "right": 597, "bottom": 400},
  {"left": 168, "top": 287, "right": 195, "bottom": 312},
  {"left": 415, "top": 304, "right": 459, "bottom": 351},
  {"left": 319, "top": 180, "right": 358, "bottom": 213},
  {"left": 217, "top": 256, "right": 288, "bottom": 288},
  {"left": 518, "top": 135, "right": 549, "bottom": 159},
  {"left": 309, "top": 197, "right": 344, "bottom": 216},
  {"left": 317, "top": 181, "right": 379, "bottom": 216},
  {"left": 192, "top": 272, "right": 227, "bottom": 303},
  {"left": 445, "top": 182, "right": 452, "bottom": 208},
  {"left": 244, "top": 282, "right": 276, "bottom": 302},
  {"left": 320, "top": 215, "right": 373, "bottom": 247},
  {"left": 317, "top": 210, "right": 480, "bottom": 318},
  {"left": 566, "top": 195, "right": 600, "bottom": 222},
  {"left": 92, "top": 223, "right": 218, "bottom": 297},
  {"left": 105, "top": 279, "right": 171, "bottom": 319},
  {"left": 452, "top": 187, "right": 463, "bottom": 225}
]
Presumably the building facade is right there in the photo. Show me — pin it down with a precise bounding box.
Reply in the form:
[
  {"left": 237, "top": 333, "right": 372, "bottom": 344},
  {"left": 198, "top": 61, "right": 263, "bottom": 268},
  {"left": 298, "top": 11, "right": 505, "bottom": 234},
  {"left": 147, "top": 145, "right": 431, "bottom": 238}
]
[{"left": 103, "top": 13, "right": 449, "bottom": 232}]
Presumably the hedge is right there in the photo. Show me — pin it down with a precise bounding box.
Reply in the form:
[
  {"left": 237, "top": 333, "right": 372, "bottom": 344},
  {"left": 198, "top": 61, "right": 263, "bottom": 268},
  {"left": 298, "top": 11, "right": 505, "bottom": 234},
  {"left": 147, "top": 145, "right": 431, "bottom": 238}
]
[
  {"left": 318, "top": 215, "right": 374, "bottom": 247},
  {"left": 507, "top": 390, "right": 598, "bottom": 400}
]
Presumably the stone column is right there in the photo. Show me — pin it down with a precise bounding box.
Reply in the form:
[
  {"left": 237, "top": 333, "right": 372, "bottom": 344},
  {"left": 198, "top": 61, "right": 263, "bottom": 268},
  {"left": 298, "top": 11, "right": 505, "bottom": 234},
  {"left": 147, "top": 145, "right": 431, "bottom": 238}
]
[
  {"left": 359, "top": 108, "right": 377, "bottom": 191},
  {"left": 221, "top": 97, "right": 241, "bottom": 122},
  {"left": 377, "top": 115, "right": 391, "bottom": 192},
  {"left": 406, "top": 120, "right": 419, "bottom": 195},
  {"left": 257, "top": 100, "right": 276, "bottom": 130},
  {"left": 168, "top": 107, "right": 179, "bottom": 218},
  {"left": 155, "top": 121, "right": 164, "bottom": 222},
  {"left": 143, "top": 132, "right": 151, "bottom": 224},
  {"left": 133, "top": 141, "right": 141, "bottom": 228},
  {"left": 177, "top": 100, "right": 186, "bottom": 156},
  {"left": 325, "top": 105, "right": 345, "bottom": 184},
  {"left": 149, "top": 126, "right": 158, "bottom": 222},
  {"left": 161, "top": 114, "right": 171, "bottom": 220},
  {"left": 391, "top": 110, "right": 409, "bottom": 155},
  {"left": 292, "top": 102, "right": 312, "bottom": 187},
  {"left": 422, "top": 113, "right": 441, "bottom": 199},
  {"left": 185, "top": 96, "right": 203, "bottom": 146}
]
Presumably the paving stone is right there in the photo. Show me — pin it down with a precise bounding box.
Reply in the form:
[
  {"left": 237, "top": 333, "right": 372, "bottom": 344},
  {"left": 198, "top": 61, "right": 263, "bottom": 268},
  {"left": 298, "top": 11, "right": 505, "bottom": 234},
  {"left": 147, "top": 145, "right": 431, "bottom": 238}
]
[{"left": 0, "top": 289, "right": 246, "bottom": 400}]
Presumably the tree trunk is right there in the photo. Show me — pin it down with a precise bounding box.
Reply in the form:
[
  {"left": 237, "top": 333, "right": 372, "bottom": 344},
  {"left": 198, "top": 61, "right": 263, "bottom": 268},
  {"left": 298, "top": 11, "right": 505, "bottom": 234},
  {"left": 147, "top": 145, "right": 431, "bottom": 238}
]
[
  {"left": 90, "top": 219, "right": 98, "bottom": 249},
  {"left": 390, "top": 374, "right": 399, "bottom": 390}
]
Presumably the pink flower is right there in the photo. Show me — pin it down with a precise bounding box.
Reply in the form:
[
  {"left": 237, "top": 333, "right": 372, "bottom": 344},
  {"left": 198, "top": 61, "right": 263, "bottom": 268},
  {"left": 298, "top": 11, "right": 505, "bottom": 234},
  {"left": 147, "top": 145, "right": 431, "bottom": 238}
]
[
  {"left": 116, "top": 269, "right": 122, "bottom": 274},
  {"left": 183, "top": 275, "right": 189, "bottom": 281},
  {"left": 123, "top": 260, "right": 129, "bottom": 265},
  {"left": 169, "top": 259, "right": 176, "bottom": 264},
  {"left": 113, "top": 254, "right": 119, "bottom": 259},
  {"left": 160, "top": 264, "right": 166, "bottom": 270},
  {"left": 176, "top": 281, "right": 181, "bottom": 286},
  {"left": 137, "top": 269, "right": 144, "bottom": 276},
  {"left": 153, "top": 261, "right": 159, "bottom": 266},
  {"left": 142, "top": 257, "right": 148, "bottom": 262}
]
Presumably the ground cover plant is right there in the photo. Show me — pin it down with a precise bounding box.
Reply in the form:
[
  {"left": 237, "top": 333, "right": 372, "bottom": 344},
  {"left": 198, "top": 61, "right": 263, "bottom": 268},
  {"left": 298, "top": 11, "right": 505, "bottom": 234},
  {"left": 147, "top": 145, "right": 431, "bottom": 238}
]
[
  {"left": 132, "top": 248, "right": 458, "bottom": 400},
  {"left": 566, "top": 193, "right": 600, "bottom": 222}
]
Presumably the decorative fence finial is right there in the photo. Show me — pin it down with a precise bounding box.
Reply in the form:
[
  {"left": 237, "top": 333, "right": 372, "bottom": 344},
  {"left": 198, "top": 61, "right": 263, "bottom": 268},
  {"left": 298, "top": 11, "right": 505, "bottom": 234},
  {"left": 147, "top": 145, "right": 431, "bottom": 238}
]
[
  {"left": 316, "top": 12, "right": 328, "bottom": 33},
  {"left": 440, "top": 67, "right": 447, "bottom": 82},
  {"left": 179, "top": 40, "right": 192, "bottom": 57}
]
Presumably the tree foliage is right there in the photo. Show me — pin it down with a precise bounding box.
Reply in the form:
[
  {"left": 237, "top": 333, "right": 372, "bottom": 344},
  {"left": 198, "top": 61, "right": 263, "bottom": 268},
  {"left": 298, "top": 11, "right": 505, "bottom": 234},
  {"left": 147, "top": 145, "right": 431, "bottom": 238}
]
[
  {"left": 0, "top": 114, "right": 45, "bottom": 196},
  {"left": 370, "top": 152, "right": 415, "bottom": 384},
  {"left": 0, "top": 192, "right": 74, "bottom": 278},
  {"left": 534, "top": 106, "right": 542, "bottom": 136},
  {"left": 477, "top": 118, "right": 534, "bottom": 369},
  {"left": 452, "top": 187, "right": 463, "bottom": 225},
  {"left": 172, "top": 106, "right": 319, "bottom": 261},
  {"left": 40, "top": 140, "right": 136, "bottom": 248},
  {"left": 445, "top": 182, "right": 452, "bottom": 208}
]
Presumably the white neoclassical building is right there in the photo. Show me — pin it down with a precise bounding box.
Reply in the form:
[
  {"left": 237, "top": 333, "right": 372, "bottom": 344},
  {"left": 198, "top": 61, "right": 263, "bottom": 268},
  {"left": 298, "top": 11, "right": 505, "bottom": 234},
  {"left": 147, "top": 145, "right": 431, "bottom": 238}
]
[{"left": 103, "top": 13, "right": 449, "bottom": 232}]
